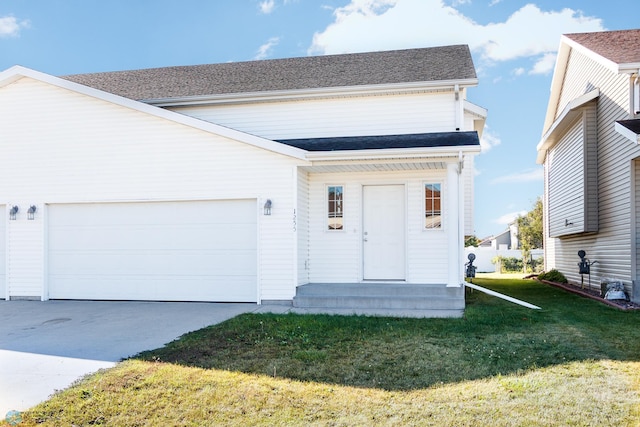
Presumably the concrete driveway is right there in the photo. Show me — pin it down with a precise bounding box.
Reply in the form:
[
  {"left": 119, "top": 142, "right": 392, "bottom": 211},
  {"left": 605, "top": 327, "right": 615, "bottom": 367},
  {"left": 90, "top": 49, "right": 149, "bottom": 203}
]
[{"left": 0, "top": 300, "right": 288, "bottom": 418}]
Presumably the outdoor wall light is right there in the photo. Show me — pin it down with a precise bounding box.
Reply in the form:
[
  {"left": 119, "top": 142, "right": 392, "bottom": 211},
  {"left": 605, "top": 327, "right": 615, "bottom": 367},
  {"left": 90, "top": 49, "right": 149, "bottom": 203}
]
[
  {"left": 27, "top": 205, "right": 37, "bottom": 220},
  {"left": 9, "top": 205, "right": 18, "bottom": 220},
  {"left": 263, "top": 199, "right": 272, "bottom": 216}
]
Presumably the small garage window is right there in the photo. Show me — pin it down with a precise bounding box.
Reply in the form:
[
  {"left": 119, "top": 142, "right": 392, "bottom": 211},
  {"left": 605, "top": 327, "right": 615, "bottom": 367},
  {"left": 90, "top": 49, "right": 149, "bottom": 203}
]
[
  {"left": 424, "top": 183, "right": 442, "bottom": 229},
  {"left": 327, "top": 185, "right": 344, "bottom": 230}
]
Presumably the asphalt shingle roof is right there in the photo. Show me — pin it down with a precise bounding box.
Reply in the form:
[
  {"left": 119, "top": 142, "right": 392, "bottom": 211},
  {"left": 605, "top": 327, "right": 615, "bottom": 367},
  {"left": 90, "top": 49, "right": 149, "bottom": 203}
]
[
  {"left": 617, "top": 119, "right": 640, "bottom": 135},
  {"left": 565, "top": 29, "right": 640, "bottom": 65},
  {"left": 62, "top": 45, "right": 476, "bottom": 101},
  {"left": 276, "top": 132, "right": 480, "bottom": 151}
]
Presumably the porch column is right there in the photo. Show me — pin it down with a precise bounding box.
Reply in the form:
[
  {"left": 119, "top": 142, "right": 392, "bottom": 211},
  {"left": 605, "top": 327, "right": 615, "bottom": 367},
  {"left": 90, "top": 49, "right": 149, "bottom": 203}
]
[{"left": 447, "top": 161, "right": 462, "bottom": 287}]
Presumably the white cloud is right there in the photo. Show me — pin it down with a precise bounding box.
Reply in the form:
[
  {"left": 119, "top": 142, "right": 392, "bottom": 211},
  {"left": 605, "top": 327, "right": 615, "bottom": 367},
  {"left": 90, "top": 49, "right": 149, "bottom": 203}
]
[
  {"left": 309, "top": 0, "right": 604, "bottom": 73},
  {"left": 494, "top": 210, "right": 527, "bottom": 226},
  {"left": 0, "top": 15, "right": 29, "bottom": 37},
  {"left": 255, "top": 37, "right": 280, "bottom": 60},
  {"left": 479, "top": 126, "right": 501, "bottom": 153},
  {"left": 529, "top": 52, "right": 557, "bottom": 75},
  {"left": 491, "top": 168, "right": 544, "bottom": 184},
  {"left": 259, "top": 0, "right": 276, "bottom": 14},
  {"left": 513, "top": 67, "right": 525, "bottom": 76}
]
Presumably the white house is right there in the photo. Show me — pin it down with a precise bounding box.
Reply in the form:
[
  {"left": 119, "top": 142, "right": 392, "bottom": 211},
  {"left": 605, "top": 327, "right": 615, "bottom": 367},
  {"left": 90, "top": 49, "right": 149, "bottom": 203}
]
[
  {"left": 0, "top": 45, "right": 486, "bottom": 315},
  {"left": 537, "top": 29, "right": 640, "bottom": 302}
]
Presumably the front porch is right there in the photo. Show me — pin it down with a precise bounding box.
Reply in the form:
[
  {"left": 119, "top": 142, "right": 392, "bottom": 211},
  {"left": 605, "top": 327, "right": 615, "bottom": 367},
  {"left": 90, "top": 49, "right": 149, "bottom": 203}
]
[{"left": 292, "top": 283, "right": 465, "bottom": 318}]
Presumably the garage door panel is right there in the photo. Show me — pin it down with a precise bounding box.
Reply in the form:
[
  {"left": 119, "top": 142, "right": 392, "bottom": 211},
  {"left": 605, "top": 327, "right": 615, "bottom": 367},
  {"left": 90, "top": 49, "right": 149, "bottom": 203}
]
[
  {"left": 49, "top": 275, "right": 257, "bottom": 302},
  {"left": 49, "top": 200, "right": 256, "bottom": 226},
  {"left": 49, "top": 250, "right": 257, "bottom": 276},
  {"left": 48, "top": 200, "right": 257, "bottom": 302},
  {"left": 49, "top": 223, "right": 257, "bottom": 251}
]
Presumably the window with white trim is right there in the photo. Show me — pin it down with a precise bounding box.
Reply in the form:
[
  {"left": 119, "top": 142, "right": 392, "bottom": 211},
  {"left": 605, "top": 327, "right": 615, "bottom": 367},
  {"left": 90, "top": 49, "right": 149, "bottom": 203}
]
[
  {"left": 424, "top": 183, "right": 442, "bottom": 229},
  {"left": 327, "top": 185, "right": 344, "bottom": 230}
]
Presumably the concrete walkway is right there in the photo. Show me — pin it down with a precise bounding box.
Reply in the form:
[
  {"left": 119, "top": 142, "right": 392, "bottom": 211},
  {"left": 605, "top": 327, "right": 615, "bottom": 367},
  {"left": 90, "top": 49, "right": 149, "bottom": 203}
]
[{"left": 0, "top": 300, "right": 289, "bottom": 418}]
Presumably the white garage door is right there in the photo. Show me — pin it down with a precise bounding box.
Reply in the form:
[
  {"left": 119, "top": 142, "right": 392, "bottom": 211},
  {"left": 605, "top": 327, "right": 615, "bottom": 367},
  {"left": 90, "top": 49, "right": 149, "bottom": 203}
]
[
  {"left": 0, "top": 205, "right": 5, "bottom": 299},
  {"left": 48, "top": 200, "right": 257, "bottom": 302}
]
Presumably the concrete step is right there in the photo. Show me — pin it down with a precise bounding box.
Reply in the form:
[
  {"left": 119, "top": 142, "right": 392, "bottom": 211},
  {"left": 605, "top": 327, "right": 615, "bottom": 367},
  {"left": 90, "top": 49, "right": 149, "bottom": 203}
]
[
  {"left": 293, "top": 295, "right": 464, "bottom": 310},
  {"left": 292, "top": 283, "right": 465, "bottom": 316},
  {"left": 290, "top": 307, "right": 464, "bottom": 318},
  {"left": 295, "top": 283, "right": 463, "bottom": 298}
]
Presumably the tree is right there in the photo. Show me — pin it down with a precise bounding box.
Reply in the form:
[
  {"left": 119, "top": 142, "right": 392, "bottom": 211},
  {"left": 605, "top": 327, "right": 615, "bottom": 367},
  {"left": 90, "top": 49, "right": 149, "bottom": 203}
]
[
  {"left": 465, "top": 235, "right": 479, "bottom": 247},
  {"left": 516, "top": 197, "right": 543, "bottom": 273}
]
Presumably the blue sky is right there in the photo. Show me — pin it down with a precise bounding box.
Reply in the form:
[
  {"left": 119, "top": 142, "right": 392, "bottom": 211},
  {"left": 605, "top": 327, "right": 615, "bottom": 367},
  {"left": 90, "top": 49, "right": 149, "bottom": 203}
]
[{"left": 1, "top": 0, "right": 636, "bottom": 238}]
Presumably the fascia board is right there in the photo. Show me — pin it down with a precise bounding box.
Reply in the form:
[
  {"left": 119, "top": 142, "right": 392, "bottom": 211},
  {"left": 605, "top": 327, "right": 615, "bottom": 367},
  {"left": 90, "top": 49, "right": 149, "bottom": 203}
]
[
  {"left": 463, "top": 100, "right": 487, "bottom": 118},
  {"left": 305, "top": 145, "right": 481, "bottom": 162},
  {"left": 536, "top": 88, "right": 600, "bottom": 164},
  {"left": 543, "top": 41, "right": 571, "bottom": 132},
  {"left": 562, "top": 35, "right": 620, "bottom": 74},
  {"left": 615, "top": 121, "right": 640, "bottom": 144},
  {"left": 143, "top": 78, "right": 480, "bottom": 107},
  {"left": 0, "top": 65, "right": 309, "bottom": 162}
]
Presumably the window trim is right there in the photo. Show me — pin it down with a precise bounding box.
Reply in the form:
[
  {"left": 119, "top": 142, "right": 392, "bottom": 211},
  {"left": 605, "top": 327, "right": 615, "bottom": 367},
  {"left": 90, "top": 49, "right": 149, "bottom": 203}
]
[
  {"left": 423, "top": 182, "right": 443, "bottom": 230},
  {"left": 326, "top": 184, "right": 345, "bottom": 231}
]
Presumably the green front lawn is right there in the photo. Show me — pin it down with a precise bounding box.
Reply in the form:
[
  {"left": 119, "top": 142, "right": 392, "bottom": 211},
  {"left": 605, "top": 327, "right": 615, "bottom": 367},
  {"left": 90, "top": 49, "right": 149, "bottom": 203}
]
[{"left": 9, "top": 278, "right": 640, "bottom": 426}]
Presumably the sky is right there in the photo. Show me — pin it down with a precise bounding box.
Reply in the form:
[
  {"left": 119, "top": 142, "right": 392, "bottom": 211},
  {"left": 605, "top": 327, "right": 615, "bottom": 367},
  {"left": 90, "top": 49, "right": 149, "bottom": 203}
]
[{"left": 0, "top": 0, "right": 636, "bottom": 238}]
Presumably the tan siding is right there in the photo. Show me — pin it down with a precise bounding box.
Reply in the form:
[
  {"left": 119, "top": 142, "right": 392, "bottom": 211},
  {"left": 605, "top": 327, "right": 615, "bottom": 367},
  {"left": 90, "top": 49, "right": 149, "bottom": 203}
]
[
  {"left": 171, "top": 92, "right": 458, "bottom": 140},
  {"left": 0, "top": 77, "right": 304, "bottom": 301},
  {"left": 548, "top": 117, "right": 586, "bottom": 236},
  {"left": 545, "top": 47, "right": 640, "bottom": 296}
]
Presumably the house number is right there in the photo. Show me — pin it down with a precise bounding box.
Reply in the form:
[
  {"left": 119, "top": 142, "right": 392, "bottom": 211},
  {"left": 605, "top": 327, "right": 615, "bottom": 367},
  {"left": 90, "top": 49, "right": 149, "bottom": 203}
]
[{"left": 293, "top": 209, "right": 297, "bottom": 232}]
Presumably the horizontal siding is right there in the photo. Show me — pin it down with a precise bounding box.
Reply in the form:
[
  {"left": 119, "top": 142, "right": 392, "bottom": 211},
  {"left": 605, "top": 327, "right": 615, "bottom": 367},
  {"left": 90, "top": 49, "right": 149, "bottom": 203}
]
[
  {"left": 0, "top": 205, "right": 5, "bottom": 298},
  {"left": 0, "top": 77, "right": 303, "bottom": 301},
  {"left": 548, "top": 117, "right": 585, "bottom": 236},
  {"left": 7, "top": 213, "right": 43, "bottom": 298},
  {"left": 307, "top": 169, "right": 451, "bottom": 284},
  {"left": 297, "top": 170, "right": 310, "bottom": 285},
  {"left": 171, "top": 92, "right": 458, "bottom": 140},
  {"left": 545, "top": 47, "right": 640, "bottom": 295}
]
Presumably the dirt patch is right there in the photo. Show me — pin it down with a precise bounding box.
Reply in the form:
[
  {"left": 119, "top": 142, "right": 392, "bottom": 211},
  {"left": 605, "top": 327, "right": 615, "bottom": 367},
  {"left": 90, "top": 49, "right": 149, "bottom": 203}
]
[{"left": 537, "top": 279, "right": 640, "bottom": 311}]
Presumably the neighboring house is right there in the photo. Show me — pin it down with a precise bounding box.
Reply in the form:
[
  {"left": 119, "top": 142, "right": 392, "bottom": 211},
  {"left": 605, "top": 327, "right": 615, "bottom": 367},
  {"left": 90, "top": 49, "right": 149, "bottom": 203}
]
[
  {"left": 0, "top": 45, "right": 486, "bottom": 313},
  {"left": 536, "top": 29, "right": 640, "bottom": 302},
  {"left": 478, "top": 222, "right": 519, "bottom": 250}
]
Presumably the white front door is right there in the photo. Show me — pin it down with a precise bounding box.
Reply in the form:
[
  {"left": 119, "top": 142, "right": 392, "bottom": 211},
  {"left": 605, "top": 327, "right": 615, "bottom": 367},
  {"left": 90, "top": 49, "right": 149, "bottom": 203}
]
[{"left": 363, "top": 185, "right": 406, "bottom": 280}]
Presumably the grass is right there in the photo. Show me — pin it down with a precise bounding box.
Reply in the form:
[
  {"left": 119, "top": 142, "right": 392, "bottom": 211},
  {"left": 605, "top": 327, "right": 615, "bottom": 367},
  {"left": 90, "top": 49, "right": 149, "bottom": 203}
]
[{"left": 7, "top": 278, "right": 640, "bottom": 426}]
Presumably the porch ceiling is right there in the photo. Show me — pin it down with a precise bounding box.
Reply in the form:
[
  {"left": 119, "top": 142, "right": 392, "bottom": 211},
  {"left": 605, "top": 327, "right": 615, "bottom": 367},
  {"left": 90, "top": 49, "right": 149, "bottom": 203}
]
[{"left": 301, "top": 158, "right": 450, "bottom": 173}]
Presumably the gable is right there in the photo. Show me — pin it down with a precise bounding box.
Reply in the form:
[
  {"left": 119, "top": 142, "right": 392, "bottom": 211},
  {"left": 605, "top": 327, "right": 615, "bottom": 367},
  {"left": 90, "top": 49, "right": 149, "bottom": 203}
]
[
  {"left": 0, "top": 66, "right": 307, "bottom": 161},
  {"left": 0, "top": 75, "right": 306, "bottom": 201}
]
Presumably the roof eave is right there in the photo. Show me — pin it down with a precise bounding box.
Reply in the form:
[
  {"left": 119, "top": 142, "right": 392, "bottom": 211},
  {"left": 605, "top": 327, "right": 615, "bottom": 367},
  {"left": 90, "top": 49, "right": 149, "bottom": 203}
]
[
  {"left": 305, "top": 144, "right": 481, "bottom": 162},
  {"left": 537, "top": 88, "right": 600, "bottom": 164},
  {"left": 615, "top": 121, "right": 640, "bottom": 144},
  {"left": 143, "top": 78, "right": 480, "bottom": 107}
]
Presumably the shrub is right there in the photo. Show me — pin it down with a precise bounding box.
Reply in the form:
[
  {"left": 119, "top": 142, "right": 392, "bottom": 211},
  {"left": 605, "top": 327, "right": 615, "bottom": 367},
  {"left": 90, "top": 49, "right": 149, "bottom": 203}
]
[{"left": 538, "top": 269, "right": 568, "bottom": 283}]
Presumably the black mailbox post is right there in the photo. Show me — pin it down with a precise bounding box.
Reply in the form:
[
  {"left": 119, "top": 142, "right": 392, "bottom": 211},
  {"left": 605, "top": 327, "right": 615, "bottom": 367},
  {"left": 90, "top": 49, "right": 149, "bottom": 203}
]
[
  {"left": 465, "top": 253, "right": 477, "bottom": 281},
  {"left": 577, "top": 250, "right": 597, "bottom": 289}
]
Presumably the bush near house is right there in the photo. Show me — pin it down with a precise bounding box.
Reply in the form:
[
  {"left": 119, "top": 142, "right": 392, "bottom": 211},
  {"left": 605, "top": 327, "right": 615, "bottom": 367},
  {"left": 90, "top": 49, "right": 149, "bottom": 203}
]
[{"left": 538, "top": 269, "right": 568, "bottom": 283}]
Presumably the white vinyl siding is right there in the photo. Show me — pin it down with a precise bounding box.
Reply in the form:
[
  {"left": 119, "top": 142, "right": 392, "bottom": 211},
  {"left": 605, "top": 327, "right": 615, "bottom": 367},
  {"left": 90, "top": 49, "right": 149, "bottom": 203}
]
[
  {"left": 47, "top": 201, "right": 257, "bottom": 302},
  {"left": 0, "top": 205, "right": 5, "bottom": 299},
  {"left": 307, "top": 169, "right": 450, "bottom": 284},
  {"left": 0, "top": 77, "right": 303, "bottom": 301},
  {"left": 547, "top": 106, "right": 598, "bottom": 237},
  {"left": 297, "top": 170, "right": 310, "bottom": 285},
  {"left": 543, "top": 47, "right": 640, "bottom": 295},
  {"left": 170, "top": 91, "right": 457, "bottom": 140}
]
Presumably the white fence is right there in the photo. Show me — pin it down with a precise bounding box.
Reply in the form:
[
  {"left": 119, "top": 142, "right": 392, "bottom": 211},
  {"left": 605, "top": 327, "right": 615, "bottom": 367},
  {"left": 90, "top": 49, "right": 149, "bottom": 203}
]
[{"left": 464, "top": 247, "right": 544, "bottom": 273}]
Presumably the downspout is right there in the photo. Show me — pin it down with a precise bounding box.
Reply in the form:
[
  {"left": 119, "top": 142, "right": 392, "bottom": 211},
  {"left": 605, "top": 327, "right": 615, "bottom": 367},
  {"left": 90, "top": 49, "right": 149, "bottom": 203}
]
[
  {"left": 454, "top": 84, "right": 462, "bottom": 131},
  {"left": 458, "top": 151, "right": 464, "bottom": 287}
]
